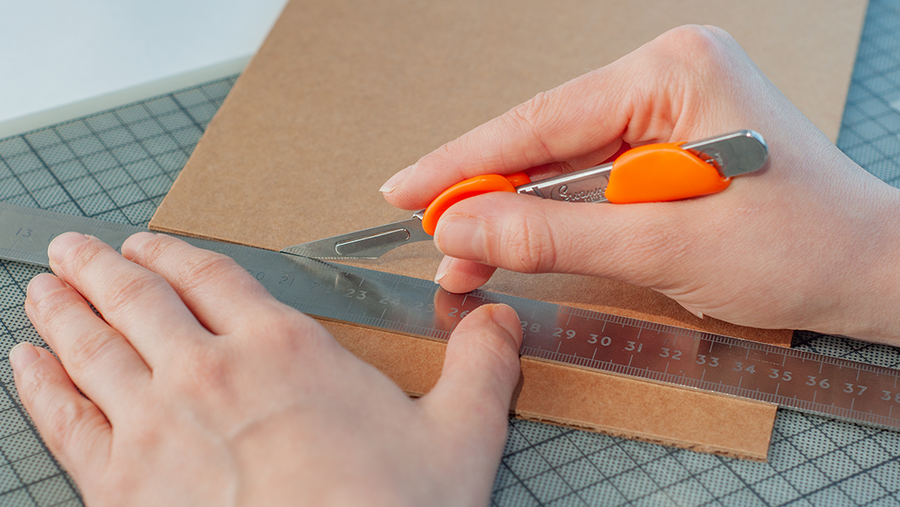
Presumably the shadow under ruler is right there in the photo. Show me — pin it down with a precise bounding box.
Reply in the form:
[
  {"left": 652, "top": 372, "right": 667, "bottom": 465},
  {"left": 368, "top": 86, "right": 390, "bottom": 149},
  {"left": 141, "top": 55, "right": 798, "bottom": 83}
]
[{"left": 1, "top": 1, "right": 900, "bottom": 505}]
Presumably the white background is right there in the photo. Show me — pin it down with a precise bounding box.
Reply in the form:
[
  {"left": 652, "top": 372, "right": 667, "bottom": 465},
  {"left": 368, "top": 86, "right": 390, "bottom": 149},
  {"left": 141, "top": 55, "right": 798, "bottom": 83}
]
[{"left": 0, "top": 0, "right": 288, "bottom": 136}]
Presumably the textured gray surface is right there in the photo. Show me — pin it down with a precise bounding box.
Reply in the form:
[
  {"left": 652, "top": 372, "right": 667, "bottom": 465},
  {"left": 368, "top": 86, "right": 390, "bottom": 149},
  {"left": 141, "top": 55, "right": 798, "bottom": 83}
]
[
  {"left": 0, "top": 80, "right": 232, "bottom": 506},
  {"left": 1, "top": 2, "right": 900, "bottom": 504}
]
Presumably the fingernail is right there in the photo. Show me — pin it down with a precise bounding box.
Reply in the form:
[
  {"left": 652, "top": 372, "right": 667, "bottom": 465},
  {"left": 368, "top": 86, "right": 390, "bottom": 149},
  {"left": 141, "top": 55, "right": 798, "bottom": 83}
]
[
  {"left": 677, "top": 301, "right": 704, "bottom": 319},
  {"left": 48, "top": 232, "right": 90, "bottom": 265},
  {"left": 121, "top": 231, "right": 156, "bottom": 260},
  {"left": 379, "top": 164, "right": 415, "bottom": 194},
  {"left": 490, "top": 304, "right": 523, "bottom": 348},
  {"left": 9, "top": 342, "right": 39, "bottom": 372},
  {"left": 26, "top": 274, "right": 67, "bottom": 305},
  {"left": 435, "top": 216, "right": 485, "bottom": 260},
  {"left": 434, "top": 256, "right": 453, "bottom": 284}
]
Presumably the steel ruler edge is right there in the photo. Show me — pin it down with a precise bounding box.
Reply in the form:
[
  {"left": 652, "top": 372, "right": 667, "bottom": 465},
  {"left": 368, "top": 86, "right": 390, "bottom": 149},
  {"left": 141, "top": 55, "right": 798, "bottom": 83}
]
[{"left": 1, "top": 201, "right": 899, "bottom": 433}]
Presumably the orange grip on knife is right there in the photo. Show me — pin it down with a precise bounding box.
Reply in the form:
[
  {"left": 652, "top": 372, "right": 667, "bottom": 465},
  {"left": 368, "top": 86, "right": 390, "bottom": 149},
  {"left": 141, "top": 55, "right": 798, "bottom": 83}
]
[
  {"left": 604, "top": 143, "right": 729, "bottom": 203},
  {"left": 421, "top": 172, "right": 531, "bottom": 235},
  {"left": 422, "top": 144, "right": 728, "bottom": 236}
]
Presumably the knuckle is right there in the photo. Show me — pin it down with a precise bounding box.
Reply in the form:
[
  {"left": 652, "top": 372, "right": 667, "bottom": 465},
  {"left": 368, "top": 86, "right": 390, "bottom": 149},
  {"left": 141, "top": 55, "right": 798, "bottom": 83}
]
[
  {"left": 510, "top": 90, "right": 550, "bottom": 127},
  {"left": 175, "top": 344, "right": 236, "bottom": 398},
  {"left": 44, "top": 397, "right": 102, "bottom": 458},
  {"left": 657, "top": 25, "right": 724, "bottom": 55},
  {"left": 653, "top": 25, "right": 732, "bottom": 78},
  {"left": 31, "top": 288, "right": 85, "bottom": 329},
  {"left": 60, "top": 238, "right": 107, "bottom": 280},
  {"left": 140, "top": 237, "right": 245, "bottom": 291},
  {"left": 102, "top": 270, "right": 165, "bottom": 316},
  {"left": 487, "top": 212, "right": 557, "bottom": 273},
  {"left": 18, "top": 357, "right": 54, "bottom": 405},
  {"left": 132, "top": 234, "right": 171, "bottom": 266},
  {"left": 65, "top": 327, "right": 125, "bottom": 373},
  {"left": 175, "top": 252, "right": 244, "bottom": 293},
  {"left": 253, "top": 307, "right": 324, "bottom": 351},
  {"left": 507, "top": 91, "right": 559, "bottom": 157},
  {"left": 430, "top": 137, "right": 470, "bottom": 166},
  {"left": 170, "top": 308, "right": 323, "bottom": 399},
  {"left": 18, "top": 362, "right": 106, "bottom": 459}
]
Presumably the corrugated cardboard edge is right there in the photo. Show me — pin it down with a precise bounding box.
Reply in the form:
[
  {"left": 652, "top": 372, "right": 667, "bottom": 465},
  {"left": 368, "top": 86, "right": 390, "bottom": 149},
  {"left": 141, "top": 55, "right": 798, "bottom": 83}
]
[
  {"left": 146, "top": 223, "right": 782, "bottom": 457},
  {"left": 147, "top": 223, "right": 780, "bottom": 459},
  {"left": 145, "top": 0, "right": 870, "bottom": 460},
  {"left": 325, "top": 320, "right": 775, "bottom": 461},
  {"left": 147, "top": 227, "right": 796, "bottom": 349}
]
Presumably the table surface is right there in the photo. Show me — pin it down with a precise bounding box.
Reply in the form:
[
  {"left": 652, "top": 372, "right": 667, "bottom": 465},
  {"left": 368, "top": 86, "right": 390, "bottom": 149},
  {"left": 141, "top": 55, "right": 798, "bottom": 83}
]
[
  {"left": 0, "top": 0, "right": 287, "bottom": 138},
  {"left": 1, "top": 1, "right": 900, "bottom": 505}
]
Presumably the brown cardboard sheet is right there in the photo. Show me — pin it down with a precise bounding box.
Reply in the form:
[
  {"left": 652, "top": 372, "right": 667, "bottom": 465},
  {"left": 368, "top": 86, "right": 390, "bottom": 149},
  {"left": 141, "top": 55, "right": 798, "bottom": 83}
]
[
  {"left": 150, "top": 0, "right": 867, "bottom": 458},
  {"left": 326, "top": 321, "right": 777, "bottom": 461}
]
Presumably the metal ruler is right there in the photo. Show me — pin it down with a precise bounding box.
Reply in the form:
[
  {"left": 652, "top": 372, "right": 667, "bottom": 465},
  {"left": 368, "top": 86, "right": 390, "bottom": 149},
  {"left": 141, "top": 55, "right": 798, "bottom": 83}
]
[{"left": 3, "top": 202, "right": 900, "bottom": 432}]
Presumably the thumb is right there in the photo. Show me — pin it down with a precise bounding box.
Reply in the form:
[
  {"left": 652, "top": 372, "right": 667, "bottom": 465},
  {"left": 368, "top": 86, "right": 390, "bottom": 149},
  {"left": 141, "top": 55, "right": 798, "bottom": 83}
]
[
  {"left": 421, "top": 304, "right": 522, "bottom": 438},
  {"left": 418, "top": 304, "right": 522, "bottom": 503},
  {"left": 433, "top": 192, "right": 681, "bottom": 286}
]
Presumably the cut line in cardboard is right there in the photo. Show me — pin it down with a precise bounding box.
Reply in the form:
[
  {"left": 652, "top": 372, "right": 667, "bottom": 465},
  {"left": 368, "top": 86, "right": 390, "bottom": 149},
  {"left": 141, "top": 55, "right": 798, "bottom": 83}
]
[{"left": 151, "top": 0, "right": 867, "bottom": 458}]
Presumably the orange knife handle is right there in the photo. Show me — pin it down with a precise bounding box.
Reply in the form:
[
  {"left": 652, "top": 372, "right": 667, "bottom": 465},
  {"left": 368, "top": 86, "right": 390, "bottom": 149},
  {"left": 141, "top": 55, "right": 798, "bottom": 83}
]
[
  {"left": 421, "top": 172, "right": 531, "bottom": 235},
  {"left": 604, "top": 143, "right": 730, "bottom": 203}
]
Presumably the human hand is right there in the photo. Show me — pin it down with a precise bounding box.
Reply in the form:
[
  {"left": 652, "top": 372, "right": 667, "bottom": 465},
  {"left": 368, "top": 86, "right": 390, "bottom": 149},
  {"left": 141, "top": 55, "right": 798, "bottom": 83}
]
[
  {"left": 381, "top": 25, "right": 900, "bottom": 343},
  {"left": 10, "top": 232, "right": 523, "bottom": 506}
]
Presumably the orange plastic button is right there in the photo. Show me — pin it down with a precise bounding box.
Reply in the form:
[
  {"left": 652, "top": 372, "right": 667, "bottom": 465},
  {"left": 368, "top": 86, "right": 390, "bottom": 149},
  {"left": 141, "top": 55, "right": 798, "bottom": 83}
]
[
  {"left": 603, "top": 143, "right": 729, "bottom": 204},
  {"left": 422, "top": 172, "right": 531, "bottom": 235}
]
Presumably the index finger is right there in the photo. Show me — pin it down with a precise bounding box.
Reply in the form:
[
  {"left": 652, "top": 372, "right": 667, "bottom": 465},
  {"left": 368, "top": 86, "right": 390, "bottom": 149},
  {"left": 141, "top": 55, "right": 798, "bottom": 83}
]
[
  {"left": 379, "top": 25, "right": 745, "bottom": 210},
  {"left": 381, "top": 67, "right": 629, "bottom": 210}
]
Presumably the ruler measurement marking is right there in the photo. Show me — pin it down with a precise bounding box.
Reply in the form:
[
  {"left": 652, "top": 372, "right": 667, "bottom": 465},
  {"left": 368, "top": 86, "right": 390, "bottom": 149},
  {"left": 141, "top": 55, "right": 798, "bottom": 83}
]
[{"left": 2, "top": 202, "right": 900, "bottom": 431}]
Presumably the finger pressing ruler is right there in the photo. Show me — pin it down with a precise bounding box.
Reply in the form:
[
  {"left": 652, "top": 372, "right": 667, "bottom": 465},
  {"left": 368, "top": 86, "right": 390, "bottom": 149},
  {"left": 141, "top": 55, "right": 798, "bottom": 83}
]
[{"left": 2, "top": 202, "right": 899, "bottom": 432}]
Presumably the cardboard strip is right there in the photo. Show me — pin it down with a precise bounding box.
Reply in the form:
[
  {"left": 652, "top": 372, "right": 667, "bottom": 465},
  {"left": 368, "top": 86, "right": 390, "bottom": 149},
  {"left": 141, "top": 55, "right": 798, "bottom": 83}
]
[
  {"left": 151, "top": 0, "right": 866, "bottom": 457},
  {"left": 325, "top": 321, "right": 776, "bottom": 461}
]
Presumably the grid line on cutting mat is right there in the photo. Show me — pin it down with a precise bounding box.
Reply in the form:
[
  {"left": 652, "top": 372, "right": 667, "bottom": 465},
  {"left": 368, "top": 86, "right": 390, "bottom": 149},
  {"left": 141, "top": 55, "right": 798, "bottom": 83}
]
[
  {"left": 0, "top": 79, "right": 233, "bottom": 506},
  {"left": 1, "top": 1, "right": 900, "bottom": 504}
]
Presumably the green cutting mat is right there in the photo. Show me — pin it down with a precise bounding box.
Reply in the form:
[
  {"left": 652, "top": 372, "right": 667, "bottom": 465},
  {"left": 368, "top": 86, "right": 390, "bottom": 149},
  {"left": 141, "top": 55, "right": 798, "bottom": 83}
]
[{"left": 2, "top": 2, "right": 900, "bottom": 504}]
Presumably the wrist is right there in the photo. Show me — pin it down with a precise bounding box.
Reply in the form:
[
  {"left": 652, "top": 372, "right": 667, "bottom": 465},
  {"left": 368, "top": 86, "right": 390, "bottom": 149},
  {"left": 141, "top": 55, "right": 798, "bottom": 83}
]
[{"left": 817, "top": 175, "right": 900, "bottom": 343}]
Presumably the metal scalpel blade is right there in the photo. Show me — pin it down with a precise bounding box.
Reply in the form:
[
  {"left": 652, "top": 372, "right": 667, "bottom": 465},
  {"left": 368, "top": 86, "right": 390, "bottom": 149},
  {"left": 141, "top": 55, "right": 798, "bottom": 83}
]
[
  {"left": 284, "top": 130, "right": 768, "bottom": 260},
  {"left": 281, "top": 211, "right": 431, "bottom": 259}
]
